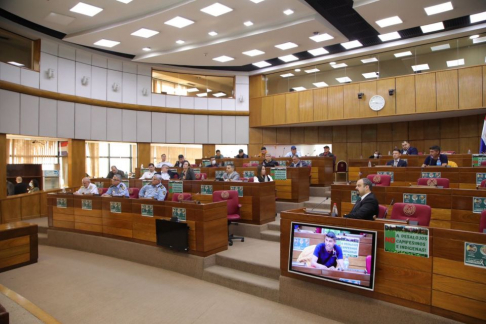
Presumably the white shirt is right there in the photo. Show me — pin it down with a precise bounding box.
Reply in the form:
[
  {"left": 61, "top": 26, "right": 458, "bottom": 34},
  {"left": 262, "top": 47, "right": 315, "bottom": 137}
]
[
  {"left": 156, "top": 161, "right": 174, "bottom": 168},
  {"left": 253, "top": 175, "right": 273, "bottom": 182},
  {"left": 359, "top": 192, "right": 371, "bottom": 202},
  {"left": 285, "top": 151, "right": 302, "bottom": 157},
  {"left": 140, "top": 171, "right": 156, "bottom": 179},
  {"left": 76, "top": 183, "right": 98, "bottom": 195},
  {"left": 160, "top": 172, "right": 170, "bottom": 180}
]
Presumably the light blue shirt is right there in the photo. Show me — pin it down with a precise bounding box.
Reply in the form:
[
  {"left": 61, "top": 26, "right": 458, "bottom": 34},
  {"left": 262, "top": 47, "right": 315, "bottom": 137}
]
[
  {"left": 139, "top": 183, "right": 167, "bottom": 201},
  {"left": 106, "top": 182, "right": 129, "bottom": 197},
  {"left": 285, "top": 151, "right": 302, "bottom": 157}
]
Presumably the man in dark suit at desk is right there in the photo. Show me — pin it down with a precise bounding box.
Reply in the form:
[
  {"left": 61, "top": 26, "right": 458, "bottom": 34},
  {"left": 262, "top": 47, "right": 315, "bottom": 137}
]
[
  {"left": 401, "top": 141, "right": 418, "bottom": 155},
  {"left": 344, "top": 178, "right": 378, "bottom": 220},
  {"left": 386, "top": 149, "right": 408, "bottom": 167}
]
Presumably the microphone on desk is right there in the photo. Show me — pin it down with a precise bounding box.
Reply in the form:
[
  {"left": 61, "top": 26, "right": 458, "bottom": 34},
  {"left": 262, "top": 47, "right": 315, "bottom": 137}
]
[
  {"left": 384, "top": 198, "right": 394, "bottom": 218},
  {"left": 312, "top": 149, "right": 316, "bottom": 157},
  {"left": 311, "top": 196, "right": 330, "bottom": 212},
  {"left": 281, "top": 147, "right": 286, "bottom": 158}
]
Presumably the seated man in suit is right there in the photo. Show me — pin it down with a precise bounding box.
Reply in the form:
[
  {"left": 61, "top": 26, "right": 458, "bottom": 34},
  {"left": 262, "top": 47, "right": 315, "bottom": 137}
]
[
  {"left": 14, "top": 177, "right": 29, "bottom": 195},
  {"left": 235, "top": 149, "right": 249, "bottom": 158},
  {"left": 319, "top": 145, "right": 334, "bottom": 158},
  {"left": 139, "top": 174, "right": 167, "bottom": 201},
  {"left": 386, "top": 149, "right": 408, "bottom": 167},
  {"left": 289, "top": 155, "right": 308, "bottom": 167},
  {"left": 208, "top": 157, "right": 221, "bottom": 167},
  {"left": 102, "top": 175, "right": 129, "bottom": 197},
  {"left": 222, "top": 164, "right": 240, "bottom": 181},
  {"left": 401, "top": 141, "right": 419, "bottom": 155},
  {"left": 344, "top": 178, "right": 378, "bottom": 220},
  {"left": 174, "top": 154, "right": 188, "bottom": 167},
  {"left": 106, "top": 165, "right": 125, "bottom": 179}
]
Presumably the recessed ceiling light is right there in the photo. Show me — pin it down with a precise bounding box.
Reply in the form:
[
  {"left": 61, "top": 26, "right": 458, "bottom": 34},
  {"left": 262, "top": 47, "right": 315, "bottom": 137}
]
[
  {"left": 294, "top": 69, "right": 301, "bottom": 72},
  {"left": 142, "top": 47, "right": 151, "bottom": 51},
  {"left": 292, "top": 87, "right": 306, "bottom": 91},
  {"left": 361, "top": 57, "right": 378, "bottom": 63},
  {"left": 197, "top": 93, "right": 208, "bottom": 97},
  {"left": 470, "top": 35, "right": 479, "bottom": 39},
  {"left": 329, "top": 62, "right": 336, "bottom": 65},
  {"left": 44, "top": 12, "right": 75, "bottom": 26},
  {"left": 213, "top": 92, "right": 226, "bottom": 97},
  {"left": 284, "top": 9, "right": 294, "bottom": 15},
  {"left": 164, "top": 16, "right": 194, "bottom": 28},
  {"left": 331, "top": 63, "right": 347, "bottom": 68},
  {"left": 94, "top": 39, "right": 120, "bottom": 48},
  {"left": 208, "top": 31, "right": 218, "bottom": 36},
  {"left": 362, "top": 72, "right": 379, "bottom": 79},
  {"left": 278, "top": 55, "right": 298, "bottom": 62},
  {"left": 471, "top": 11, "right": 486, "bottom": 23},
  {"left": 431, "top": 44, "right": 450, "bottom": 51},
  {"left": 200, "top": 3, "right": 233, "bottom": 17},
  {"left": 117, "top": 0, "right": 133, "bottom": 3},
  {"left": 446, "top": 59, "right": 464, "bottom": 67},
  {"left": 421, "top": 22, "right": 444, "bottom": 33},
  {"left": 308, "top": 48, "right": 329, "bottom": 56},
  {"left": 253, "top": 61, "right": 271, "bottom": 68},
  {"left": 242, "top": 49, "right": 265, "bottom": 57},
  {"left": 207, "top": 89, "right": 212, "bottom": 92},
  {"left": 424, "top": 2, "right": 453, "bottom": 16},
  {"left": 70, "top": 2, "right": 103, "bottom": 17},
  {"left": 394, "top": 51, "right": 412, "bottom": 57},
  {"left": 313, "top": 82, "right": 328, "bottom": 88},
  {"left": 186, "top": 88, "right": 199, "bottom": 92},
  {"left": 412, "top": 64, "right": 430, "bottom": 71},
  {"left": 473, "top": 36, "right": 486, "bottom": 44},
  {"left": 336, "top": 77, "right": 352, "bottom": 83},
  {"left": 176, "top": 40, "right": 185, "bottom": 44},
  {"left": 305, "top": 68, "right": 320, "bottom": 73},
  {"left": 275, "top": 42, "right": 298, "bottom": 50},
  {"left": 341, "top": 40, "right": 362, "bottom": 49},
  {"left": 250, "top": 0, "right": 264, "bottom": 3},
  {"left": 131, "top": 28, "right": 159, "bottom": 38},
  {"left": 8, "top": 61, "right": 24, "bottom": 67},
  {"left": 213, "top": 55, "right": 234, "bottom": 62},
  {"left": 309, "top": 33, "right": 334, "bottom": 42},
  {"left": 244, "top": 21, "right": 253, "bottom": 26},
  {"left": 280, "top": 73, "right": 294, "bottom": 78},
  {"left": 376, "top": 16, "right": 402, "bottom": 28},
  {"left": 378, "top": 31, "right": 401, "bottom": 42}
]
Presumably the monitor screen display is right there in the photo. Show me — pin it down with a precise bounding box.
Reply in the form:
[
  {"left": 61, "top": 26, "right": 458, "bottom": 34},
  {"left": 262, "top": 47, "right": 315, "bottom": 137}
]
[
  {"left": 288, "top": 222, "right": 377, "bottom": 291},
  {"left": 155, "top": 219, "right": 189, "bottom": 252}
]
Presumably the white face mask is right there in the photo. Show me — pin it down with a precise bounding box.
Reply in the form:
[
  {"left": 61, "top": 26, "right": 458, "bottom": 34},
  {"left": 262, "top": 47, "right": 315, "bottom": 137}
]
[
  {"left": 211, "top": 160, "right": 216, "bottom": 165},
  {"left": 29, "top": 182, "right": 33, "bottom": 187}
]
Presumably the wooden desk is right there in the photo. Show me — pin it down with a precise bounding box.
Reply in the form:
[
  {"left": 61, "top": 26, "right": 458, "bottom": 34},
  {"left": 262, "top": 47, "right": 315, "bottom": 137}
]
[
  {"left": 47, "top": 194, "right": 228, "bottom": 257},
  {"left": 0, "top": 222, "right": 38, "bottom": 272},
  {"left": 280, "top": 209, "right": 486, "bottom": 324}
]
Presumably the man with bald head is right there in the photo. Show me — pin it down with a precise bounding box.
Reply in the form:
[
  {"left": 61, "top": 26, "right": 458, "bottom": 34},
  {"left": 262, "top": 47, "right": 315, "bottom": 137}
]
[{"left": 74, "top": 177, "right": 98, "bottom": 195}]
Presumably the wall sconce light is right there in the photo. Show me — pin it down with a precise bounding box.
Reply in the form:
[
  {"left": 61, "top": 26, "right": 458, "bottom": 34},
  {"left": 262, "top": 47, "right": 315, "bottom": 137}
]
[
  {"left": 81, "top": 76, "right": 89, "bottom": 86},
  {"left": 142, "top": 88, "right": 148, "bottom": 96},
  {"left": 357, "top": 92, "right": 364, "bottom": 99},
  {"left": 388, "top": 89, "right": 395, "bottom": 96},
  {"left": 46, "top": 68, "right": 55, "bottom": 79},
  {"left": 112, "top": 83, "right": 119, "bottom": 92},
  {"left": 238, "top": 95, "right": 244, "bottom": 103}
]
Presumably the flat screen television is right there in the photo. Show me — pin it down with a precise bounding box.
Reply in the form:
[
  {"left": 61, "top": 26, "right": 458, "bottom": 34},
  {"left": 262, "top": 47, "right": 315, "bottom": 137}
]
[
  {"left": 155, "top": 219, "right": 189, "bottom": 252},
  {"left": 288, "top": 222, "right": 377, "bottom": 291}
]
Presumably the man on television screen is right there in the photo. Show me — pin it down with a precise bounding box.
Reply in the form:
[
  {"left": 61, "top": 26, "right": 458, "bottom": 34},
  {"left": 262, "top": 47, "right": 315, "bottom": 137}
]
[{"left": 310, "top": 232, "right": 344, "bottom": 270}]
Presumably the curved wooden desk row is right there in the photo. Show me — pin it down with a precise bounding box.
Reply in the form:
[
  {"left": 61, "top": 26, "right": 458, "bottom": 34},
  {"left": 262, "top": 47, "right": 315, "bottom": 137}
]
[
  {"left": 47, "top": 194, "right": 229, "bottom": 257},
  {"left": 331, "top": 184, "right": 486, "bottom": 231},
  {"left": 0, "top": 222, "right": 38, "bottom": 273},
  {"left": 348, "top": 154, "right": 473, "bottom": 168},
  {"left": 280, "top": 209, "right": 486, "bottom": 324}
]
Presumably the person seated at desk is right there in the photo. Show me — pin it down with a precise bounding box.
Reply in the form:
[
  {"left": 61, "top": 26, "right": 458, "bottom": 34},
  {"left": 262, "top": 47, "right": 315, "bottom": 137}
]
[
  {"left": 74, "top": 177, "right": 98, "bottom": 195},
  {"left": 102, "top": 175, "right": 129, "bottom": 197},
  {"left": 6, "top": 181, "right": 15, "bottom": 196},
  {"left": 369, "top": 151, "right": 381, "bottom": 159},
  {"left": 158, "top": 165, "right": 171, "bottom": 180},
  {"left": 223, "top": 165, "right": 240, "bottom": 181},
  {"left": 319, "top": 146, "right": 334, "bottom": 158},
  {"left": 156, "top": 154, "right": 173, "bottom": 168},
  {"left": 344, "top": 178, "right": 378, "bottom": 220},
  {"left": 262, "top": 153, "right": 279, "bottom": 167},
  {"left": 214, "top": 150, "right": 224, "bottom": 159},
  {"left": 422, "top": 145, "right": 448, "bottom": 167},
  {"left": 174, "top": 155, "right": 188, "bottom": 168},
  {"left": 139, "top": 174, "right": 167, "bottom": 201},
  {"left": 140, "top": 163, "right": 157, "bottom": 179},
  {"left": 106, "top": 165, "right": 125, "bottom": 179},
  {"left": 289, "top": 155, "right": 308, "bottom": 167},
  {"left": 14, "top": 177, "right": 28, "bottom": 195},
  {"left": 401, "top": 141, "right": 418, "bottom": 155},
  {"left": 258, "top": 147, "right": 267, "bottom": 158},
  {"left": 285, "top": 146, "right": 302, "bottom": 158},
  {"left": 235, "top": 149, "right": 249, "bottom": 158},
  {"left": 387, "top": 149, "right": 408, "bottom": 167},
  {"left": 28, "top": 179, "right": 40, "bottom": 193},
  {"left": 179, "top": 161, "right": 196, "bottom": 180},
  {"left": 207, "top": 157, "right": 221, "bottom": 167},
  {"left": 254, "top": 165, "right": 273, "bottom": 182},
  {"left": 310, "top": 232, "right": 344, "bottom": 270}
]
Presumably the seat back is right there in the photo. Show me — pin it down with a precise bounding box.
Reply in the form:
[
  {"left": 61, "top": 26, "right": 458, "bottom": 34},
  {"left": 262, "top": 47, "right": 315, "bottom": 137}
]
[
  {"left": 128, "top": 187, "right": 139, "bottom": 199},
  {"left": 377, "top": 205, "right": 388, "bottom": 218},
  {"left": 481, "top": 179, "right": 486, "bottom": 188},
  {"left": 481, "top": 161, "right": 486, "bottom": 166},
  {"left": 417, "top": 178, "right": 449, "bottom": 188},
  {"left": 366, "top": 255, "right": 372, "bottom": 274},
  {"left": 172, "top": 193, "right": 192, "bottom": 202},
  {"left": 391, "top": 203, "right": 432, "bottom": 226},
  {"left": 443, "top": 151, "right": 455, "bottom": 154},
  {"left": 99, "top": 187, "right": 108, "bottom": 195},
  {"left": 194, "top": 173, "right": 207, "bottom": 180},
  {"left": 212, "top": 190, "right": 239, "bottom": 216},
  {"left": 242, "top": 163, "right": 250, "bottom": 167},
  {"left": 480, "top": 210, "right": 486, "bottom": 233},
  {"left": 336, "top": 160, "right": 347, "bottom": 172},
  {"left": 367, "top": 174, "right": 391, "bottom": 186}
]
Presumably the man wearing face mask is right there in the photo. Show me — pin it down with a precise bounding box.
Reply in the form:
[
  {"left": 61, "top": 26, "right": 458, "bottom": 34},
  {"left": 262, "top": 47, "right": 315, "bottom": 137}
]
[
  {"left": 207, "top": 157, "right": 220, "bottom": 167},
  {"left": 369, "top": 151, "right": 381, "bottom": 159}
]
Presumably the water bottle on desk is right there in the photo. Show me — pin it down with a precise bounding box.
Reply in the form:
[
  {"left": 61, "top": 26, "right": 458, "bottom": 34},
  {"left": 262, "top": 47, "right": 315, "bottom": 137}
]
[
  {"left": 436, "top": 159, "right": 441, "bottom": 166},
  {"left": 368, "top": 161, "right": 372, "bottom": 167},
  {"left": 343, "top": 256, "right": 349, "bottom": 270},
  {"left": 331, "top": 203, "right": 338, "bottom": 217}
]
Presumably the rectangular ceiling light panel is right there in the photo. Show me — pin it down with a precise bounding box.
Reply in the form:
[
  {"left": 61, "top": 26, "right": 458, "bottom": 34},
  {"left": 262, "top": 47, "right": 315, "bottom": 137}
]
[
  {"left": 243, "top": 49, "right": 265, "bottom": 56},
  {"left": 280, "top": 73, "right": 294, "bottom": 78},
  {"left": 394, "top": 51, "right": 412, "bottom": 57},
  {"left": 70, "top": 2, "right": 103, "bottom": 16},
  {"left": 424, "top": 2, "right": 453, "bottom": 16},
  {"left": 341, "top": 40, "right": 363, "bottom": 49},
  {"left": 412, "top": 64, "right": 430, "bottom": 71},
  {"left": 313, "top": 82, "right": 328, "bottom": 88},
  {"left": 309, "top": 33, "right": 334, "bottom": 42},
  {"left": 361, "top": 57, "right": 378, "bottom": 63},
  {"left": 131, "top": 28, "right": 159, "bottom": 38},
  {"left": 376, "top": 16, "right": 402, "bottom": 28},
  {"left": 278, "top": 55, "right": 298, "bottom": 62},
  {"left": 94, "top": 39, "right": 120, "bottom": 47},
  {"left": 213, "top": 55, "right": 234, "bottom": 62},
  {"left": 431, "top": 44, "right": 450, "bottom": 51},
  {"left": 378, "top": 31, "right": 401, "bottom": 42},
  {"left": 253, "top": 61, "right": 271, "bottom": 68},
  {"left": 421, "top": 22, "right": 444, "bottom": 33},
  {"left": 471, "top": 11, "right": 486, "bottom": 23},
  {"left": 200, "top": 3, "right": 233, "bottom": 17},
  {"left": 165, "top": 16, "right": 194, "bottom": 28},
  {"left": 446, "top": 58, "right": 464, "bottom": 67},
  {"left": 275, "top": 42, "right": 298, "bottom": 50},
  {"left": 336, "top": 77, "right": 352, "bottom": 83},
  {"left": 308, "top": 48, "right": 329, "bottom": 56}
]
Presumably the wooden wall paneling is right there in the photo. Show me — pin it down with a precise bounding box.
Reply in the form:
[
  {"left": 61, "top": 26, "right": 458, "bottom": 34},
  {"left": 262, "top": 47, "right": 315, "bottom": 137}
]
[
  {"left": 202, "top": 145, "right": 215, "bottom": 159},
  {"left": 460, "top": 137, "right": 479, "bottom": 154},
  {"left": 436, "top": 70, "right": 459, "bottom": 111},
  {"left": 277, "top": 128, "right": 291, "bottom": 143},
  {"left": 262, "top": 128, "right": 277, "bottom": 145},
  {"left": 333, "top": 126, "right": 347, "bottom": 143},
  {"left": 299, "top": 90, "right": 314, "bottom": 123},
  {"left": 343, "top": 83, "right": 360, "bottom": 119},
  {"left": 440, "top": 117, "right": 459, "bottom": 139},
  {"left": 249, "top": 127, "right": 263, "bottom": 144},
  {"left": 361, "top": 124, "right": 377, "bottom": 142},
  {"left": 415, "top": 73, "right": 437, "bottom": 113},
  {"left": 68, "top": 139, "right": 86, "bottom": 187},
  {"left": 440, "top": 138, "right": 460, "bottom": 153},
  {"left": 459, "top": 115, "right": 479, "bottom": 138},
  {"left": 286, "top": 92, "right": 299, "bottom": 124},
  {"left": 328, "top": 86, "right": 344, "bottom": 119},
  {"left": 249, "top": 98, "right": 262, "bottom": 127},
  {"left": 359, "top": 81, "right": 377, "bottom": 118},
  {"left": 458, "top": 67, "right": 482, "bottom": 109},
  {"left": 377, "top": 142, "right": 393, "bottom": 155},
  {"left": 347, "top": 143, "right": 362, "bottom": 160},
  {"left": 137, "top": 143, "right": 151, "bottom": 168},
  {"left": 409, "top": 120, "right": 424, "bottom": 141},
  {"left": 376, "top": 123, "right": 392, "bottom": 141},
  {"left": 361, "top": 142, "right": 377, "bottom": 158},
  {"left": 0, "top": 134, "right": 5, "bottom": 199},
  {"left": 304, "top": 127, "right": 318, "bottom": 144},
  {"left": 396, "top": 76, "right": 416, "bottom": 114},
  {"left": 377, "top": 78, "right": 396, "bottom": 116},
  {"left": 313, "top": 88, "right": 328, "bottom": 121},
  {"left": 249, "top": 75, "right": 264, "bottom": 99},
  {"left": 261, "top": 96, "right": 274, "bottom": 126},
  {"left": 318, "top": 126, "right": 333, "bottom": 143},
  {"left": 273, "top": 94, "right": 286, "bottom": 125},
  {"left": 393, "top": 122, "right": 409, "bottom": 143},
  {"left": 332, "top": 142, "right": 347, "bottom": 162},
  {"left": 248, "top": 144, "right": 262, "bottom": 157},
  {"left": 290, "top": 128, "right": 305, "bottom": 144},
  {"left": 346, "top": 125, "right": 361, "bottom": 143}
]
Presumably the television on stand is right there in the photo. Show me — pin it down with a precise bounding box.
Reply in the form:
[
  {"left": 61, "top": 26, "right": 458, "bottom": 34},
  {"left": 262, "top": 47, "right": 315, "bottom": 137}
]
[{"left": 155, "top": 219, "right": 189, "bottom": 252}]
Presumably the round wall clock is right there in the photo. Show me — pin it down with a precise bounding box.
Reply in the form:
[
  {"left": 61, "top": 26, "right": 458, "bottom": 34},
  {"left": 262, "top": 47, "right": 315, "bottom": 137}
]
[{"left": 369, "top": 95, "right": 385, "bottom": 111}]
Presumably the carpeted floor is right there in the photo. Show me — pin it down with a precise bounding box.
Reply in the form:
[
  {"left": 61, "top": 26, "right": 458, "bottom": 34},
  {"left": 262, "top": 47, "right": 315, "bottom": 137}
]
[
  {"left": 0, "top": 292, "right": 43, "bottom": 324},
  {"left": 0, "top": 246, "right": 341, "bottom": 324}
]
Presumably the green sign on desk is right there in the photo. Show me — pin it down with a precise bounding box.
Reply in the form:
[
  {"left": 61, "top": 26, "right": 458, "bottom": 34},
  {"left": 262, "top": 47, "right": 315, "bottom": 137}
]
[
  {"left": 56, "top": 198, "right": 67, "bottom": 208},
  {"left": 141, "top": 204, "right": 153, "bottom": 217},
  {"left": 464, "top": 242, "right": 486, "bottom": 268},
  {"left": 384, "top": 224, "right": 429, "bottom": 258},
  {"left": 110, "top": 202, "right": 122, "bottom": 213},
  {"left": 472, "top": 154, "right": 486, "bottom": 167},
  {"left": 421, "top": 172, "right": 441, "bottom": 178},
  {"left": 95, "top": 182, "right": 104, "bottom": 188},
  {"left": 192, "top": 168, "right": 201, "bottom": 174},
  {"left": 215, "top": 171, "right": 225, "bottom": 179},
  {"left": 476, "top": 173, "right": 486, "bottom": 186},
  {"left": 202, "top": 160, "right": 211, "bottom": 167},
  {"left": 81, "top": 199, "right": 92, "bottom": 210},
  {"left": 201, "top": 185, "right": 213, "bottom": 195},
  {"left": 271, "top": 168, "right": 287, "bottom": 180},
  {"left": 172, "top": 207, "right": 186, "bottom": 221},
  {"left": 169, "top": 181, "right": 183, "bottom": 194},
  {"left": 377, "top": 171, "right": 394, "bottom": 183},
  {"left": 403, "top": 193, "right": 427, "bottom": 205},
  {"left": 230, "top": 186, "right": 244, "bottom": 197},
  {"left": 473, "top": 197, "right": 486, "bottom": 214},
  {"left": 351, "top": 191, "right": 359, "bottom": 204},
  {"left": 243, "top": 171, "right": 255, "bottom": 178}
]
